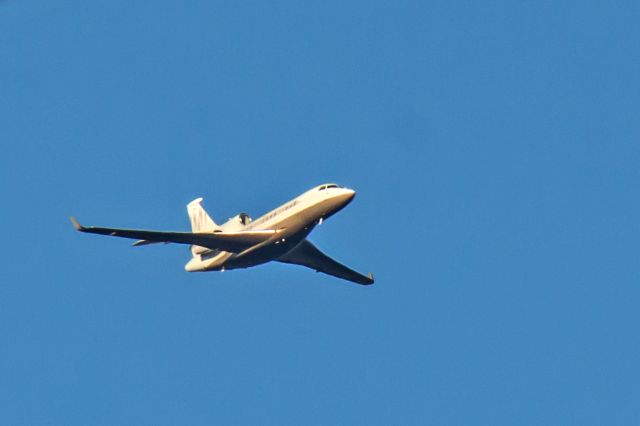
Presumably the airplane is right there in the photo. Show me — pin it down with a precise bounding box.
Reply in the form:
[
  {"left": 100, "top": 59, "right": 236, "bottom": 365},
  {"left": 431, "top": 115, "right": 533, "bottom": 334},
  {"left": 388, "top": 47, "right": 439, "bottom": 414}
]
[{"left": 70, "top": 183, "right": 374, "bottom": 285}]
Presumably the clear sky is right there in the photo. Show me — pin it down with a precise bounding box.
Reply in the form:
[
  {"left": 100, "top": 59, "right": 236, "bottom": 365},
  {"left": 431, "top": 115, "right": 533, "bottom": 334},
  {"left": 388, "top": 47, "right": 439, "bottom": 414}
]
[{"left": 1, "top": 1, "right": 639, "bottom": 424}]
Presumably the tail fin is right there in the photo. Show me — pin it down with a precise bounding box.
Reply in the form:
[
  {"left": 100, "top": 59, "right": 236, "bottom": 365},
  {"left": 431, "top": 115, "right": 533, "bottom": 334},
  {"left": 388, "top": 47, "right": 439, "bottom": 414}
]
[{"left": 187, "top": 198, "right": 220, "bottom": 232}]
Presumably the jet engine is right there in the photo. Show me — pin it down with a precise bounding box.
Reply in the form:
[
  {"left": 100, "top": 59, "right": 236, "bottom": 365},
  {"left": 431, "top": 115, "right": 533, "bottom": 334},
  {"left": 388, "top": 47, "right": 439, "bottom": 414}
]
[{"left": 222, "top": 212, "right": 252, "bottom": 231}]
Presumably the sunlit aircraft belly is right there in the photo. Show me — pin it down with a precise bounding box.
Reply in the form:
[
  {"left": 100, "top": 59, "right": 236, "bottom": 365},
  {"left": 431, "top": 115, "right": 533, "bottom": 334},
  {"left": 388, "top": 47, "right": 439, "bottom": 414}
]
[{"left": 194, "top": 195, "right": 345, "bottom": 271}]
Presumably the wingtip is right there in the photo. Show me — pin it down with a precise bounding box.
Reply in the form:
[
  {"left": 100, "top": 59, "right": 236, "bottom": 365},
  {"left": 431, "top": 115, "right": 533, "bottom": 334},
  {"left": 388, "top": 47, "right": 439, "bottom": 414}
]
[
  {"left": 366, "top": 272, "right": 375, "bottom": 285},
  {"left": 69, "top": 216, "right": 84, "bottom": 231}
]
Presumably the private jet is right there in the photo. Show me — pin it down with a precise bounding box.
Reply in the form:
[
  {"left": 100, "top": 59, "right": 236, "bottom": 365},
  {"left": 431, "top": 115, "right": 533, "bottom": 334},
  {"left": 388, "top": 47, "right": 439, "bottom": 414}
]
[{"left": 71, "top": 184, "right": 374, "bottom": 285}]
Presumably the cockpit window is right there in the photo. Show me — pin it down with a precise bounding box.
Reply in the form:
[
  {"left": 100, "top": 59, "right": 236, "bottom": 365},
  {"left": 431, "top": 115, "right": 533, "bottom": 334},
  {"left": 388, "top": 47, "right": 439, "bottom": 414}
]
[{"left": 318, "top": 184, "right": 341, "bottom": 191}]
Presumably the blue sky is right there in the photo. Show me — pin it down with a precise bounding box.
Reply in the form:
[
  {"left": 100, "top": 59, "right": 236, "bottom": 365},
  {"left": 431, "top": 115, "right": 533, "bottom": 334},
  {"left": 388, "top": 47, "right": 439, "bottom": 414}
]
[{"left": 1, "top": 0, "right": 639, "bottom": 424}]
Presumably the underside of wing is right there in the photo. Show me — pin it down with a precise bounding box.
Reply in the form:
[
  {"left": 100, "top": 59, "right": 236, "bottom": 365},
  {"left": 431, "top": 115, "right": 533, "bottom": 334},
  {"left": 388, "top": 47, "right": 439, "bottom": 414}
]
[
  {"left": 277, "top": 239, "right": 374, "bottom": 285},
  {"left": 70, "top": 216, "right": 280, "bottom": 253}
]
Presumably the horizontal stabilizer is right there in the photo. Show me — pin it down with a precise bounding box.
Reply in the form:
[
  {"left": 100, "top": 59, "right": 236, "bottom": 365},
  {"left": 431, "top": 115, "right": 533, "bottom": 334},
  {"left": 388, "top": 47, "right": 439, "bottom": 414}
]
[{"left": 131, "top": 239, "right": 167, "bottom": 247}]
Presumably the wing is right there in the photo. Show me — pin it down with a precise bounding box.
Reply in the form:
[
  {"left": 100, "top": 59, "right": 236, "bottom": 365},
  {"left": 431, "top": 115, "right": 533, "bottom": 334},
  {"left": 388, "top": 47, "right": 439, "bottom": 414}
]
[
  {"left": 277, "top": 240, "right": 374, "bottom": 285},
  {"left": 70, "top": 216, "right": 281, "bottom": 253}
]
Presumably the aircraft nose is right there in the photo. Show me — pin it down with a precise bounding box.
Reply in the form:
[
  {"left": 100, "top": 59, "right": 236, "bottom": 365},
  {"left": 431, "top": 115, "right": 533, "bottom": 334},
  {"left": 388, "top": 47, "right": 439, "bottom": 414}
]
[
  {"left": 346, "top": 189, "right": 356, "bottom": 201},
  {"left": 336, "top": 189, "right": 356, "bottom": 206}
]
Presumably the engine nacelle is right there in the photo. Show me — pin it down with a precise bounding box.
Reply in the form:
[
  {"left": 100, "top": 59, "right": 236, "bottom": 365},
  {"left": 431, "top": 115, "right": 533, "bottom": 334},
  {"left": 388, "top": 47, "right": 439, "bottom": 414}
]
[{"left": 222, "top": 212, "right": 252, "bottom": 231}]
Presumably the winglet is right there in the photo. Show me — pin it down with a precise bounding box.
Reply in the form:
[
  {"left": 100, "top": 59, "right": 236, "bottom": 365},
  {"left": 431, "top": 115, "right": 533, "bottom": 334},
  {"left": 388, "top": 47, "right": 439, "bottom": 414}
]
[
  {"left": 69, "top": 216, "right": 84, "bottom": 231},
  {"left": 366, "top": 272, "right": 375, "bottom": 285}
]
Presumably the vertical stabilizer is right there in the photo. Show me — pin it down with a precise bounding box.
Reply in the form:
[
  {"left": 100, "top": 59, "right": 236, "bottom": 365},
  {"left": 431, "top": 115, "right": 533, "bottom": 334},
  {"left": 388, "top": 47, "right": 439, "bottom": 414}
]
[{"left": 187, "top": 198, "right": 220, "bottom": 232}]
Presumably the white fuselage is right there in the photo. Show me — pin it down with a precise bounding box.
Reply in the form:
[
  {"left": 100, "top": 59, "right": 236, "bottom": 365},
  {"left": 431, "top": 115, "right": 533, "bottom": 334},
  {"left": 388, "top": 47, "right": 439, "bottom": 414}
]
[{"left": 185, "top": 184, "right": 356, "bottom": 272}]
